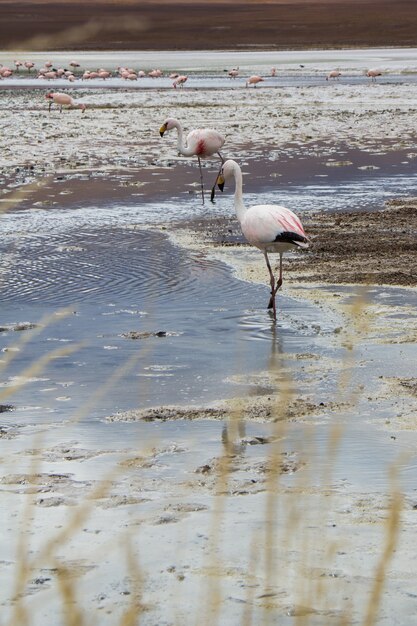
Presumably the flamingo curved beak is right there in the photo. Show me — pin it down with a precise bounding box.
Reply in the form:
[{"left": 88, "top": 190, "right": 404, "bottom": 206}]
[
  {"left": 159, "top": 123, "right": 167, "bottom": 137},
  {"left": 210, "top": 173, "right": 225, "bottom": 202},
  {"left": 216, "top": 174, "right": 225, "bottom": 192}
]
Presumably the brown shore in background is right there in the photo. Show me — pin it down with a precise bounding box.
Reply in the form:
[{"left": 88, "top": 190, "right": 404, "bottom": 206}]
[{"left": 2, "top": 0, "right": 417, "bottom": 51}]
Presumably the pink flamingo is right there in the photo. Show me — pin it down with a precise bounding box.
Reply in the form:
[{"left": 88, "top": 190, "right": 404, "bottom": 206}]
[
  {"left": 213, "top": 160, "right": 309, "bottom": 319},
  {"left": 246, "top": 75, "right": 264, "bottom": 88},
  {"left": 367, "top": 68, "right": 382, "bottom": 82},
  {"left": 24, "top": 61, "right": 35, "bottom": 72},
  {"left": 148, "top": 68, "right": 163, "bottom": 78},
  {"left": 159, "top": 117, "right": 225, "bottom": 204},
  {"left": 14, "top": 60, "right": 23, "bottom": 72},
  {"left": 137, "top": 70, "right": 146, "bottom": 78},
  {"left": 326, "top": 70, "right": 341, "bottom": 81},
  {"left": 173, "top": 75, "right": 188, "bottom": 88},
  {"left": 170, "top": 72, "right": 179, "bottom": 79},
  {"left": 98, "top": 70, "right": 111, "bottom": 79},
  {"left": 0, "top": 65, "right": 12, "bottom": 77},
  {"left": 69, "top": 61, "right": 80, "bottom": 70},
  {"left": 228, "top": 67, "right": 239, "bottom": 79},
  {"left": 271, "top": 67, "right": 277, "bottom": 77},
  {"left": 45, "top": 91, "right": 86, "bottom": 113}
]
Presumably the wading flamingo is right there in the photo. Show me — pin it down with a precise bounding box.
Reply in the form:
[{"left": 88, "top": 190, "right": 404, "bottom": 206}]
[
  {"left": 326, "top": 70, "right": 341, "bottom": 81},
  {"left": 246, "top": 75, "right": 264, "bottom": 88},
  {"left": 159, "top": 117, "right": 225, "bottom": 204},
  {"left": 213, "top": 160, "right": 309, "bottom": 320},
  {"left": 367, "top": 68, "right": 382, "bottom": 82},
  {"left": 173, "top": 75, "right": 188, "bottom": 88},
  {"left": 46, "top": 91, "right": 86, "bottom": 113},
  {"left": 228, "top": 67, "right": 239, "bottom": 79}
]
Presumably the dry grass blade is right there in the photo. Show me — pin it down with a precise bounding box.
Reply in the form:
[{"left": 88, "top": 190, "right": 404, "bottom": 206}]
[
  {"left": 0, "top": 343, "right": 82, "bottom": 403},
  {"left": 362, "top": 469, "right": 403, "bottom": 626}
]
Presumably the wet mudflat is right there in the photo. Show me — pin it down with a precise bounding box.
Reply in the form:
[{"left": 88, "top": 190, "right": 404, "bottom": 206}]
[{"left": 1, "top": 52, "right": 417, "bottom": 625}]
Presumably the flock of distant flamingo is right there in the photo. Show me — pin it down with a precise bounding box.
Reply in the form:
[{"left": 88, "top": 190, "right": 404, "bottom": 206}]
[{"left": 0, "top": 59, "right": 385, "bottom": 87}]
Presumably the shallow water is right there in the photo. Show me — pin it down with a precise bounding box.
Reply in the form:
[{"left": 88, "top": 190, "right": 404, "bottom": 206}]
[{"left": 2, "top": 47, "right": 417, "bottom": 90}]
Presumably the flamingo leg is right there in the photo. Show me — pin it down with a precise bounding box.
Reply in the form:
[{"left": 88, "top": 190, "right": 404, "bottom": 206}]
[
  {"left": 197, "top": 156, "right": 205, "bottom": 205},
  {"left": 210, "top": 152, "right": 226, "bottom": 203},
  {"left": 264, "top": 252, "right": 277, "bottom": 320},
  {"left": 266, "top": 253, "right": 283, "bottom": 319}
]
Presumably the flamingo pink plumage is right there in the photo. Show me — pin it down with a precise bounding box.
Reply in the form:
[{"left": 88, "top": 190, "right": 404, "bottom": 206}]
[
  {"left": 159, "top": 117, "right": 225, "bottom": 204},
  {"left": 367, "top": 68, "right": 382, "bottom": 82},
  {"left": 326, "top": 70, "right": 341, "bottom": 81},
  {"left": 246, "top": 75, "right": 264, "bottom": 88},
  {"left": 173, "top": 75, "right": 188, "bottom": 88},
  {"left": 214, "top": 160, "right": 309, "bottom": 319},
  {"left": 45, "top": 91, "right": 86, "bottom": 113}
]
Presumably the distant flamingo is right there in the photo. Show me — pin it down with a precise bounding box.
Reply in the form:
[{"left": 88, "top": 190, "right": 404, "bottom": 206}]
[
  {"left": 326, "top": 70, "right": 341, "bottom": 81},
  {"left": 159, "top": 117, "right": 225, "bottom": 204},
  {"left": 367, "top": 68, "right": 382, "bottom": 82},
  {"left": 228, "top": 67, "right": 239, "bottom": 79},
  {"left": 173, "top": 75, "right": 188, "bottom": 88},
  {"left": 170, "top": 72, "right": 179, "bottom": 79},
  {"left": 24, "top": 61, "right": 35, "bottom": 72},
  {"left": 246, "top": 75, "right": 264, "bottom": 88},
  {"left": 148, "top": 69, "right": 162, "bottom": 78},
  {"left": 213, "top": 160, "right": 309, "bottom": 319},
  {"left": 14, "top": 60, "right": 23, "bottom": 72},
  {"left": 69, "top": 61, "right": 80, "bottom": 70},
  {"left": 46, "top": 91, "right": 86, "bottom": 113},
  {"left": 271, "top": 67, "right": 277, "bottom": 76}
]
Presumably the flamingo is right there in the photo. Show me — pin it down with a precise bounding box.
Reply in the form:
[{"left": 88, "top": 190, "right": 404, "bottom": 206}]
[
  {"left": 45, "top": 91, "right": 86, "bottom": 113},
  {"left": 367, "top": 68, "right": 382, "bottom": 82},
  {"left": 271, "top": 67, "right": 277, "bottom": 77},
  {"left": 228, "top": 67, "right": 239, "bottom": 79},
  {"left": 326, "top": 70, "right": 341, "bottom": 81},
  {"left": 213, "top": 160, "right": 309, "bottom": 319},
  {"left": 173, "top": 75, "right": 188, "bottom": 88},
  {"left": 159, "top": 117, "right": 225, "bottom": 204},
  {"left": 24, "top": 61, "right": 35, "bottom": 72},
  {"left": 246, "top": 75, "right": 264, "bottom": 88}
]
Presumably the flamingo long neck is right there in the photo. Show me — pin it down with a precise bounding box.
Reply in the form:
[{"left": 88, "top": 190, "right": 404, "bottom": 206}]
[
  {"left": 173, "top": 120, "right": 194, "bottom": 156},
  {"left": 231, "top": 162, "right": 246, "bottom": 223}
]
